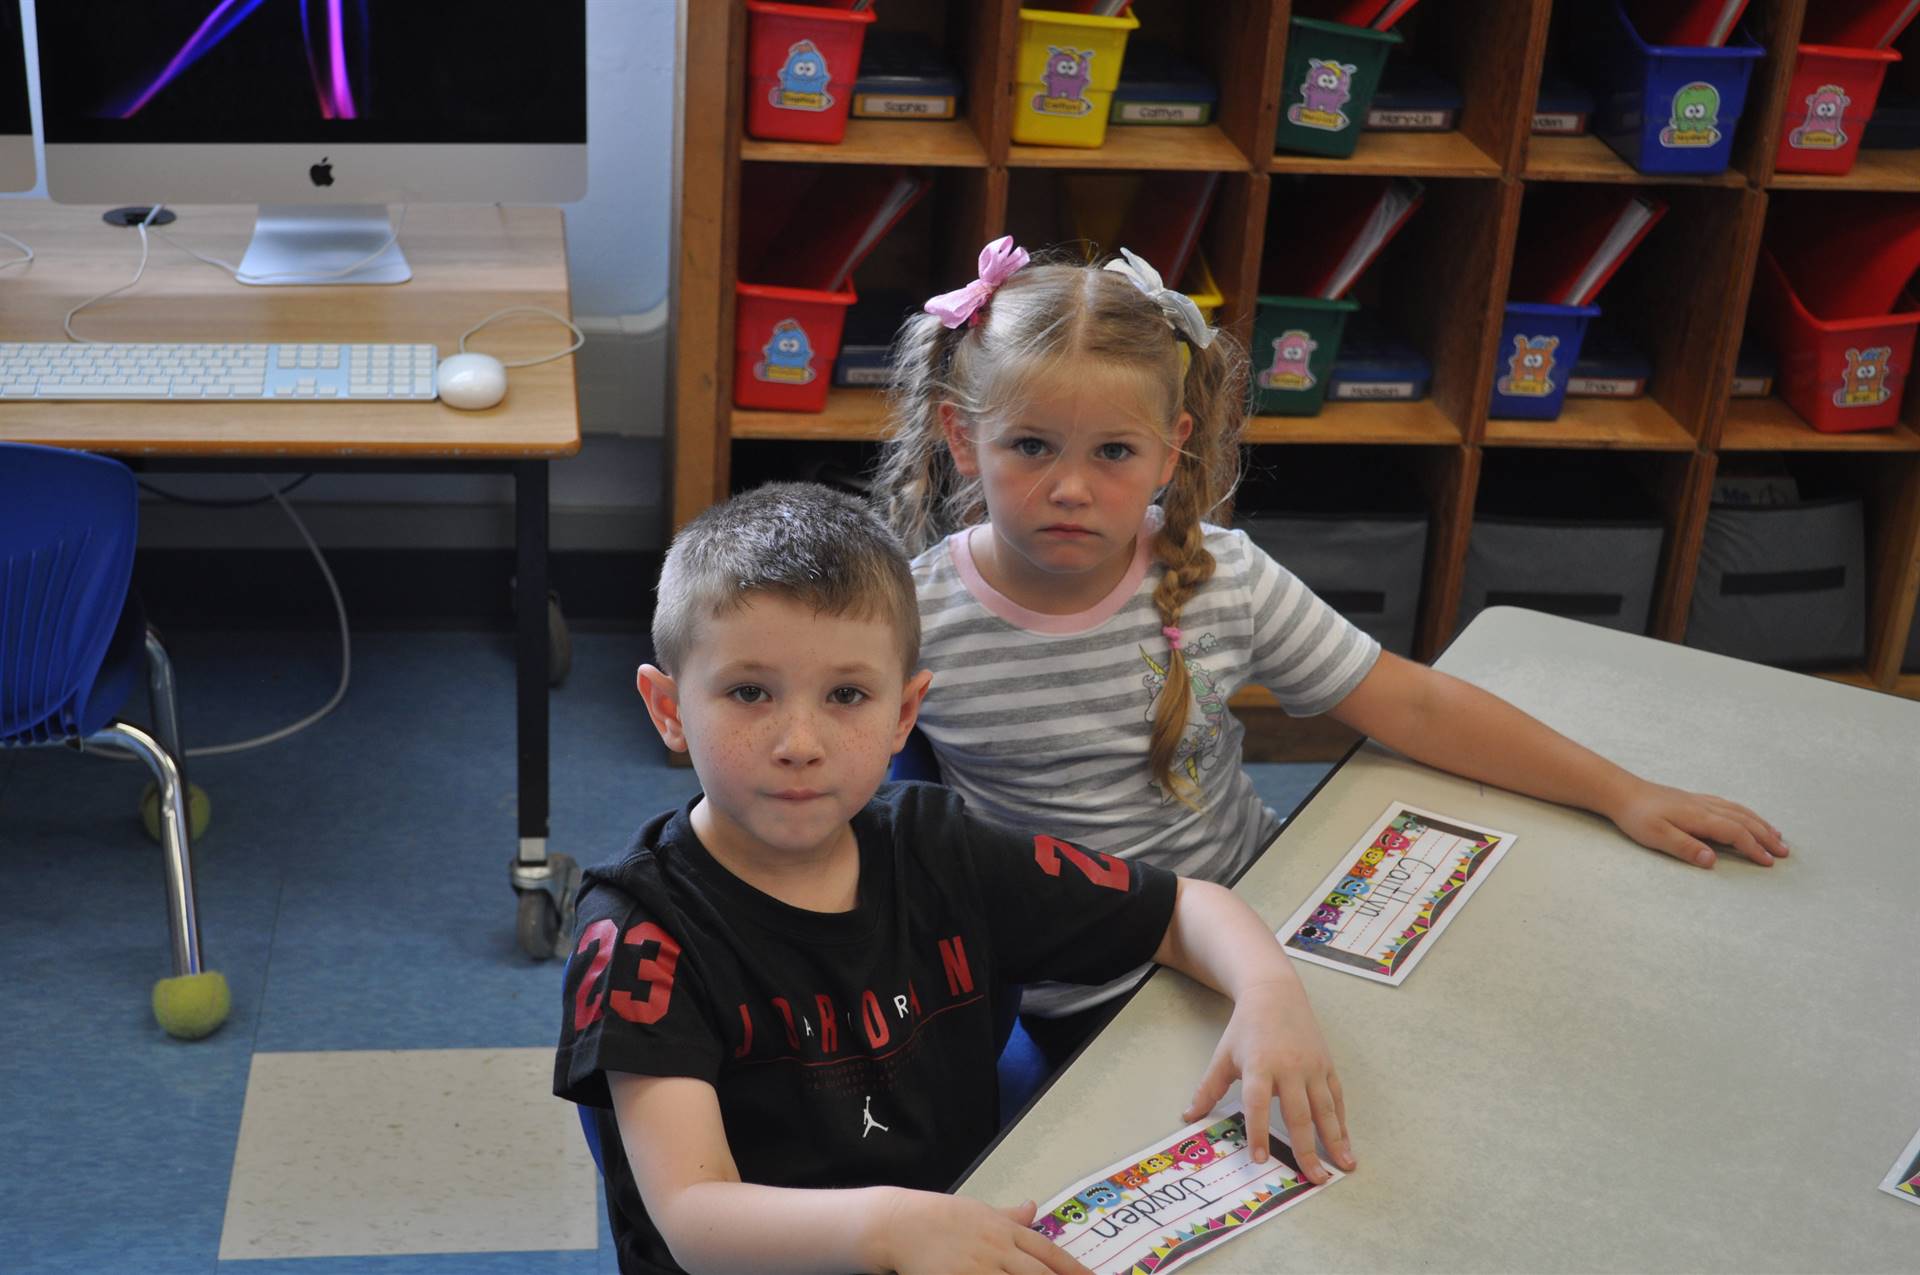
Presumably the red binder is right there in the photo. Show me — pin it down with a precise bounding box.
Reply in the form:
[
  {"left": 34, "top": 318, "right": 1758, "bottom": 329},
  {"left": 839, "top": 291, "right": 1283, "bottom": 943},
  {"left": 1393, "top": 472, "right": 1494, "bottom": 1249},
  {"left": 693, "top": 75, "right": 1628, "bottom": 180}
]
[
  {"left": 1113, "top": 172, "right": 1220, "bottom": 287},
  {"left": 737, "top": 165, "right": 932, "bottom": 291},
  {"left": 1508, "top": 188, "right": 1669, "bottom": 306},
  {"left": 1802, "top": 0, "right": 1920, "bottom": 49},
  {"left": 1261, "top": 177, "right": 1426, "bottom": 299},
  {"left": 1294, "top": 0, "right": 1393, "bottom": 23},
  {"left": 1627, "top": 0, "right": 1751, "bottom": 46}
]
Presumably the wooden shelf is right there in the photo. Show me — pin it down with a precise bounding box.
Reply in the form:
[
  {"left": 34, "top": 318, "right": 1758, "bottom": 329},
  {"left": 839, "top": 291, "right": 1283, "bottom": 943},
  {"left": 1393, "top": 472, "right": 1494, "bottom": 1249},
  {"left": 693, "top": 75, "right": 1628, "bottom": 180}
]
[
  {"left": 1269, "top": 131, "right": 1502, "bottom": 179},
  {"left": 731, "top": 389, "right": 887, "bottom": 441},
  {"left": 1768, "top": 148, "right": 1920, "bottom": 192},
  {"left": 1720, "top": 397, "right": 1920, "bottom": 451},
  {"left": 1007, "top": 124, "right": 1249, "bottom": 171},
  {"left": 1899, "top": 674, "right": 1920, "bottom": 700},
  {"left": 1247, "top": 399, "right": 1462, "bottom": 445},
  {"left": 742, "top": 118, "right": 989, "bottom": 167},
  {"left": 1523, "top": 134, "right": 1746, "bottom": 186},
  {"left": 1484, "top": 396, "right": 1696, "bottom": 450}
]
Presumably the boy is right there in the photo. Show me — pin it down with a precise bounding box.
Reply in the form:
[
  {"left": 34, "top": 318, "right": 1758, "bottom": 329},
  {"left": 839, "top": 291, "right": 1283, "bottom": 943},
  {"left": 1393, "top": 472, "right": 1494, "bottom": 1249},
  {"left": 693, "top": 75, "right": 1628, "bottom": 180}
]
[{"left": 554, "top": 483, "right": 1355, "bottom": 1275}]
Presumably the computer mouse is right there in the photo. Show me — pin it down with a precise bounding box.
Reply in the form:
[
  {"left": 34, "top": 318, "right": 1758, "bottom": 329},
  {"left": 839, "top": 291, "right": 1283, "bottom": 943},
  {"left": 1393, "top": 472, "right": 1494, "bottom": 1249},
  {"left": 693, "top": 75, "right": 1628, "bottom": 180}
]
[{"left": 436, "top": 352, "right": 508, "bottom": 410}]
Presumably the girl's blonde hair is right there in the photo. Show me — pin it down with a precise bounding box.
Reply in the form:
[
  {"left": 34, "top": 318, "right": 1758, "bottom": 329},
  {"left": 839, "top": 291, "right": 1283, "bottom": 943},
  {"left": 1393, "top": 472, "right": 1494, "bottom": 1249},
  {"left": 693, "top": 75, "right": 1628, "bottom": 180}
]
[{"left": 874, "top": 253, "right": 1250, "bottom": 804}]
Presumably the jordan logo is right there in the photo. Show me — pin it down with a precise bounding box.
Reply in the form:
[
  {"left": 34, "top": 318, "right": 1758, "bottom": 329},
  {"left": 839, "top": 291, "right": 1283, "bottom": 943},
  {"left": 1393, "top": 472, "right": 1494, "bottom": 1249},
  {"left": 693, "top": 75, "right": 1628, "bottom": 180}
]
[{"left": 861, "top": 1095, "right": 889, "bottom": 1139}]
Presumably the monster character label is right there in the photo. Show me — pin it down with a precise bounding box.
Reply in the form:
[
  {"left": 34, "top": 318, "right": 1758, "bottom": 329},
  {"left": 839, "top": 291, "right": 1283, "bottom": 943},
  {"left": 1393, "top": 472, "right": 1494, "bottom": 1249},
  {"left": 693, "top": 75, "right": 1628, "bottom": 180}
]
[
  {"left": 1788, "top": 83, "right": 1851, "bottom": 151},
  {"left": 1032, "top": 46, "right": 1094, "bottom": 117},
  {"left": 754, "top": 319, "right": 817, "bottom": 384},
  {"left": 1834, "top": 345, "right": 1893, "bottom": 408},
  {"left": 771, "top": 40, "right": 833, "bottom": 112},
  {"left": 1287, "top": 58, "right": 1358, "bottom": 132},
  {"left": 1659, "top": 81, "right": 1722, "bottom": 148},
  {"left": 1497, "top": 334, "right": 1559, "bottom": 398},
  {"left": 1256, "top": 330, "right": 1319, "bottom": 391}
]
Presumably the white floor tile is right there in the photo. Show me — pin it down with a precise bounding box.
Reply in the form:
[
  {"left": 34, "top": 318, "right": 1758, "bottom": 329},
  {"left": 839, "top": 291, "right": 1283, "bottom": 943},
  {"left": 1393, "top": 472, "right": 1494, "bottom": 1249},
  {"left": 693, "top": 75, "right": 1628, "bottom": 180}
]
[{"left": 219, "top": 1048, "right": 598, "bottom": 1260}]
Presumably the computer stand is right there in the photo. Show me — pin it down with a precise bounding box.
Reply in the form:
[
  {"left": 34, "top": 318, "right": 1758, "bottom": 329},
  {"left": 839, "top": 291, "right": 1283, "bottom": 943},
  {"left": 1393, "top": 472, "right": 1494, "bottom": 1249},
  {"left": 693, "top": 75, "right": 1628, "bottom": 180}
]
[{"left": 236, "top": 204, "right": 411, "bottom": 286}]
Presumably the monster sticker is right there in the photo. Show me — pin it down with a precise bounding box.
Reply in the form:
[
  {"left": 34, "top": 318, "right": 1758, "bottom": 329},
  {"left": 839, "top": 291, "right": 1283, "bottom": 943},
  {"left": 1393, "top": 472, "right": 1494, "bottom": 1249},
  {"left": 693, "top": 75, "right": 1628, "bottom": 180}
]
[
  {"left": 1497, "top": 334, "right": 1559, "bottom": 398},
  {"left": 1287, "top": 59, "right": 1359, "bottom": 132},
  {"left": 1032, "top": 46, "right": 1094, "bottom": 117},
  {"left": 754, "top": 319, "right": 816, "bottom": 385},
  {"left": 1789, "top": 83, "right": 1852, "bottom": 151},
  {"left": 770, "top": 40, "right": 833, "bottom": 112},
  {"left": 1659, "top": 81, "right": 1722, "bottom": 148},
  {"left": 1835, "top": 345, "right": 1893, "bottom": 408},
  {"left": 1256, "top": 329, "right": 1319, "bottom": 392}
]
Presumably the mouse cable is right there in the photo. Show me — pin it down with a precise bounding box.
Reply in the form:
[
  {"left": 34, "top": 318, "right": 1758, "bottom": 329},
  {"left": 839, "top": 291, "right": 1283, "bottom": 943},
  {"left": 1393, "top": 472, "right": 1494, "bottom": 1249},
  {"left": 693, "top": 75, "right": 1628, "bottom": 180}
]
[
  {"left": 0, "top": 230, "right": 32, "bottom": 272},
  {"left": 458, "top": 305, "right": 586, "bottom": 368}
]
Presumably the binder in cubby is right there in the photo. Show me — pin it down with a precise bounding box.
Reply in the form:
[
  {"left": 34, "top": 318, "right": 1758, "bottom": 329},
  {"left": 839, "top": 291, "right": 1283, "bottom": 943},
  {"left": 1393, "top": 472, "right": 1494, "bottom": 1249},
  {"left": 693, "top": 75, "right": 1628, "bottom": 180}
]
[
  {"left": 1365, "top": 62, "right": 1462, "bottom": 132},
  {"left": 1327, "top": 314, "right": 1431, "bottom": 401},
  {"left": 1534, "top": 67, "right": 1595, "bottom": 135},
  {"left": 1567, "top": 322, "right": 1652, "bottom": 398},
  {"left": 1063, "top": 171, "right": 1224, "bottom": 322},
  {"left": 744, "top": 1, "right": 876, "bottom": 144},
  {"left": 1585, "top": 0, "right": 1762, "bottom": 175},
  {"left": 1275, "top": 17, "right": 1404, "bottom": 158},
  {"left": 852, "top": 31, "right": 962, "bottom": 121},
  {"left": 1109, "top": 40, "right": 1217, "bottom": 126},
  {"left": 1013, "top": 6, "right": 1139, "bottom": 148}
]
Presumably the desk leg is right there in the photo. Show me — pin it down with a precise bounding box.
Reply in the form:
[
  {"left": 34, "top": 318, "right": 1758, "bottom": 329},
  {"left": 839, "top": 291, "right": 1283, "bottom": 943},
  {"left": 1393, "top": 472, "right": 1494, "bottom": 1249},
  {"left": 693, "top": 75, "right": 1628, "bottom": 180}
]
[{"left": 508, "top": 460, "right": 577, "bottom": 958}]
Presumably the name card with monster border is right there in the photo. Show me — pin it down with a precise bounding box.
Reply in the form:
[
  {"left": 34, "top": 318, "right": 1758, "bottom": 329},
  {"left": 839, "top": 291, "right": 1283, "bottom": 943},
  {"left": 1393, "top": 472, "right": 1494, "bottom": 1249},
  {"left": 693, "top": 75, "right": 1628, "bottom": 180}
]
[
  {"left": 1278, "top": 801, "right": 1515, "bottom": 987},
  {"left": 1882, "top": 1124, "right": 1920, "bottom": 1206},
  {"left": 1026, "top": 1105, "right": 1341, "bottom": 1275}
]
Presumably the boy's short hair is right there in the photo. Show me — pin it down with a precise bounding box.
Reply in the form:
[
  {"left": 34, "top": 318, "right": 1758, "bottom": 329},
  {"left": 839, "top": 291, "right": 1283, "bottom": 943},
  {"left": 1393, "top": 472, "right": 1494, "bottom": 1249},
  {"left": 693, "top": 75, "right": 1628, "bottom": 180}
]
[{"left": 652, "top": 482, "right": 921, "bottom": 676}]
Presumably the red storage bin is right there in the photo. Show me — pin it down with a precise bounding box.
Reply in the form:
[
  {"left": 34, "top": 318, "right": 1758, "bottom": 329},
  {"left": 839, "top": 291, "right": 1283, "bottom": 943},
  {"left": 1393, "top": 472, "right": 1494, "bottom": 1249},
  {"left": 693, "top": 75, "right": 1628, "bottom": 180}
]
[
  {"left": 744, "top": 1, "right": 876, "bottom": 144},
  {"left": 734, "top": 280, "right": 857, "bottom": 412},
  {"left": 1775, "top": 44, "right": 1901, "bottom": 176},
  {"left": 1754, "top": 249, "right": 1920, "bottom": 433},
  {"left": 1768, "top": 196, "right": 1920, "bottom": 319}
]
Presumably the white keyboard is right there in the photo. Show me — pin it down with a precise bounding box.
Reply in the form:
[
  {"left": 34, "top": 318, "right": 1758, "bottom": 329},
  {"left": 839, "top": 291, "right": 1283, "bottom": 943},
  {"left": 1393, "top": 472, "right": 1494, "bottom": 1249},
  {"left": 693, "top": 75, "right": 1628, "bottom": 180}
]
[{"left": 0, "top": 342, "right": 439, "bottom": 401}]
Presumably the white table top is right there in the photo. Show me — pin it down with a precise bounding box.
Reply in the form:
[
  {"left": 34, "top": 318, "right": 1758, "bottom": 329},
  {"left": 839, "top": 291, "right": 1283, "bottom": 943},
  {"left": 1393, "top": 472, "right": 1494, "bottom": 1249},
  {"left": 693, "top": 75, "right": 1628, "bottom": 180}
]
[{"left": 960, "top": 608, "right": 1920, "bottom": 1273}]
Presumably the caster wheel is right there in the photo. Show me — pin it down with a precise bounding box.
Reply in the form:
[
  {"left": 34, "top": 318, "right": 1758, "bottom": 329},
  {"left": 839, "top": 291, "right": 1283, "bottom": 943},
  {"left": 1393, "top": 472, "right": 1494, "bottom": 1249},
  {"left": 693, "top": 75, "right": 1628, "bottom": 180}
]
[{"left": 141, "top": 781, "right": 212, "bottom": 843}]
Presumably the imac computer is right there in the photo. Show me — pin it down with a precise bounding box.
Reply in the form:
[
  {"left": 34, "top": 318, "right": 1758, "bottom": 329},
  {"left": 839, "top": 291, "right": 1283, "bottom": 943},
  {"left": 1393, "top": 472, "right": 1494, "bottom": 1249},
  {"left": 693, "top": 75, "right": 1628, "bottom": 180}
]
[
  {"left": 1, "top": 1, "right": 32, "bottom": 193},
  {"left": 36, "top": 1, "right": 586, "bottom": 283}
]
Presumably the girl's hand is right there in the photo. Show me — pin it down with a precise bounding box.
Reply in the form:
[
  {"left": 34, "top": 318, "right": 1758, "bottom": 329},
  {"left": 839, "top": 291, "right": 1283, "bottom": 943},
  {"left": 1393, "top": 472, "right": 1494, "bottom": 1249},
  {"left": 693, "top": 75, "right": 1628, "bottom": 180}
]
[
  {"left": 1179, "top": 979, "right": 1354, "bottom": 1185},
  {"left": 1608, "top": 779, "right": 1789, "bottom": 868},
  {"left": 875, "top": 1191, "right": 1093, "bottom": 1275}
]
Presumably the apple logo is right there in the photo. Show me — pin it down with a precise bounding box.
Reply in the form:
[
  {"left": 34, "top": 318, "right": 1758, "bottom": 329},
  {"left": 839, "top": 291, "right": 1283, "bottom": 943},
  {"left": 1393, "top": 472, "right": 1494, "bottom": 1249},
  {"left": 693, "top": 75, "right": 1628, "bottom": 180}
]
[{"left": 310, "top": 156, "right": 335, "bottom": 187}]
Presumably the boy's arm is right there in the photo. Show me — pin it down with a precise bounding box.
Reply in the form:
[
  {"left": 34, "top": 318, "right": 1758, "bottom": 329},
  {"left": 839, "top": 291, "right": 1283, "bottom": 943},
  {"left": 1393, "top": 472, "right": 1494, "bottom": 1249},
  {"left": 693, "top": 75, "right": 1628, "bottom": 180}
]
[
  {"left": 1327, "top": 651, "right": 1788, "bottom": 869},
  {"left": 607, "top": 1072, "right": 1093, "bottom": 1275},
  {"left": 1151, "top": 878, "right": 1355, "bottom": 1185}
]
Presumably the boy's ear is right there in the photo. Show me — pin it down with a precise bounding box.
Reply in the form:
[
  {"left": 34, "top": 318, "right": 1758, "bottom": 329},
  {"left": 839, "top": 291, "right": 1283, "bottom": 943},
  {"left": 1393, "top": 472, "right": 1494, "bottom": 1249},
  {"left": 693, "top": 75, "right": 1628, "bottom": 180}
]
[
  {"left": 636, "top": 664, "right": 688, "bottom": 753},
  {"left": 938, "top": 403, "right": 980, "bottom": 478},
  {"left": 893, "top": 668, "right": 934, "bottom": 753}
]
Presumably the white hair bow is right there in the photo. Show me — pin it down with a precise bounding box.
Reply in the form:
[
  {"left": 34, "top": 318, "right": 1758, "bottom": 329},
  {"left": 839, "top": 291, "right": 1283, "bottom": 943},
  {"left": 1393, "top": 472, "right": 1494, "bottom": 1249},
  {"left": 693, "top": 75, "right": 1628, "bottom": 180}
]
[{"left": 1103, "top": 247, "right": 1217, "bottom": 350}]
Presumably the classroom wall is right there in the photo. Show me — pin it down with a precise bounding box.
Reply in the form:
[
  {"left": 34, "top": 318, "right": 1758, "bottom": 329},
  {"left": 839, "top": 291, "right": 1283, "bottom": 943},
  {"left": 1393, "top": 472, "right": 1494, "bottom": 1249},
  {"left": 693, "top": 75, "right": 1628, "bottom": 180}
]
[{"left": 0, "top": 0, "right": 681, "bottom": 556}]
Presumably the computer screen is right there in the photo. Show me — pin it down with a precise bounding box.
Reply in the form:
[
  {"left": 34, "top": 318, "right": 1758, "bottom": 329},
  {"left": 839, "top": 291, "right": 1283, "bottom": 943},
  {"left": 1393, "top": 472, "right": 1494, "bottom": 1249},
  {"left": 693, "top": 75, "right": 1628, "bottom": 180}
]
[
  {"left": 1, "top": 1, "right": 32, "bottom": 193},
  {"left": 37, "top": 0, "right": 587, "bottom": 282}
]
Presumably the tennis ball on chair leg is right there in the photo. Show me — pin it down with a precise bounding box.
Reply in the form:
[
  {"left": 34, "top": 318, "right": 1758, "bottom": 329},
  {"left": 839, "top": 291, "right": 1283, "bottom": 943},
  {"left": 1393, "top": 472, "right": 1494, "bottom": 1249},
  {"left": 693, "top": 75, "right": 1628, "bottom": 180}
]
[
  {"left": 141, "top": 781, "right": 212, "bottom": 842},
  {"left": 153, "top": 970, "right": 231, "bottom": 1040}
]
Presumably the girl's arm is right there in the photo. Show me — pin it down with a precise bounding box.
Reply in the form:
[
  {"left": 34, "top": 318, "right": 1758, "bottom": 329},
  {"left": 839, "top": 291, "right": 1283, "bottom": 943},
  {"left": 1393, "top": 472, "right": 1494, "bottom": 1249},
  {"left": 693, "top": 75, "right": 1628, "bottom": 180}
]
[
  {"left": 1327, "top": 652, "right": 1789, "bottom": 868},
  {"left": 1152, "top": 877, "right": 1356, "bottom": 1184},
  {"left": 607, "top": 1072, "right": 1093, "bottom": 1275}
]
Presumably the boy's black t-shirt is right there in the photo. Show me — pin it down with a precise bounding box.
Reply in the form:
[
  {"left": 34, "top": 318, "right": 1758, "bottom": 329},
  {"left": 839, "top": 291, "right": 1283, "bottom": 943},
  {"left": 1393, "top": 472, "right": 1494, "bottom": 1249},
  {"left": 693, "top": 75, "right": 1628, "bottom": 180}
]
[{"left": 553, "top": 781, "right": 1179, "bottom": 1275}]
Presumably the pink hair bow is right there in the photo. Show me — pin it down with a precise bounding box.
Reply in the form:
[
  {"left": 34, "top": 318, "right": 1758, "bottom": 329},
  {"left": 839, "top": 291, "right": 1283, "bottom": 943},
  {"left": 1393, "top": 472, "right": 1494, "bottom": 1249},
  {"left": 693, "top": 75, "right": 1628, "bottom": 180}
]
[{"left": 923, "top": 236, "right": 1031, "bottom": 329}]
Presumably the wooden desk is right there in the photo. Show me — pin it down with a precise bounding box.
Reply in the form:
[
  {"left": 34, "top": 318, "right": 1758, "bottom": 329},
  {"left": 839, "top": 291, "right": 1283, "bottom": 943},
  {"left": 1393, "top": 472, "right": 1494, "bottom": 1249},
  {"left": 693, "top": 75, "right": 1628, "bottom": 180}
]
[
  {"left": 0, "top": 202, "right": 583, "bottom": 953},
  {"left": 961, "top": 609, "right": 1920, "bottom": 1271}
]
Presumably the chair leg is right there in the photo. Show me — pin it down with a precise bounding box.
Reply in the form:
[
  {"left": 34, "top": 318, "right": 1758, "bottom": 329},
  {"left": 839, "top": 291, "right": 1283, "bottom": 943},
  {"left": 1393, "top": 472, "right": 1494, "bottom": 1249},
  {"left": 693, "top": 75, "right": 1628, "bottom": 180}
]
[
  {"left": 143, "top": 626, "right": 187, "bottom": 793},
  {"left": 91, "top": 721, "right": 202, "bottom": 978}
]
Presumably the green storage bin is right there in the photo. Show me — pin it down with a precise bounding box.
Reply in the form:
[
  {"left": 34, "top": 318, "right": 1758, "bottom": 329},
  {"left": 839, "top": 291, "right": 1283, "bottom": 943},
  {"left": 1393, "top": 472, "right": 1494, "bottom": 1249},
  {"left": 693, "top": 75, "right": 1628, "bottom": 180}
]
[
  {"left": 1252, "top": 295, "right": 1360, "bottom": 415},
  {"left": 1276, "top": 18, "right": 1403, "bottom": 158}
]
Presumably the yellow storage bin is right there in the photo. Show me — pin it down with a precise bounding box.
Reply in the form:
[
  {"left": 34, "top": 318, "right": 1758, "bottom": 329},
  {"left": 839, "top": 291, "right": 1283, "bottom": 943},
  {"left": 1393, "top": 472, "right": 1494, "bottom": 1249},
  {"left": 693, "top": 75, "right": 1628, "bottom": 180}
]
[{"left": 1013, "top": 7, "right": 1140, "bottom": 148}]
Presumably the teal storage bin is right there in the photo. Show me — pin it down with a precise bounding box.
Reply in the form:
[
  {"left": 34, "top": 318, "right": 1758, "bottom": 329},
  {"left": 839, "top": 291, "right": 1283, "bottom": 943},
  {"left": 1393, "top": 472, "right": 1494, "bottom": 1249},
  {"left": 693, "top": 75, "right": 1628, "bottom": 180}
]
[
  {"left": 1276, "top": 17, "right": 1403, "bottom": 158},
  {"left": 1252, "top": 295, "right": 1360, "bottom": 415}
]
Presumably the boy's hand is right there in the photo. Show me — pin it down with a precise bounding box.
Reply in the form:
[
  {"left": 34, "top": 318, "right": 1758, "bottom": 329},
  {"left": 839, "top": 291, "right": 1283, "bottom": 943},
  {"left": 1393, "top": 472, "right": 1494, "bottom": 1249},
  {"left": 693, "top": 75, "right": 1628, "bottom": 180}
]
[
  {"left": 1608, "top": 779, "right": 1789, "bottom": 869},
  {"left": 876, "top": 1191, "right": 1093, "bottom": 1275},
  {"left": 1180, "top": 978, "right": 1354, "bottom": 1185}
]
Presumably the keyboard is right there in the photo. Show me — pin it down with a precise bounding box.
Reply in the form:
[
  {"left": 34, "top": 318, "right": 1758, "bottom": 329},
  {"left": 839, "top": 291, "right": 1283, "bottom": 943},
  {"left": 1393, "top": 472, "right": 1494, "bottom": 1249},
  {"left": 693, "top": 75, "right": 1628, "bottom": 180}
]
[{"left": 0, "top": 342, "right": 439, "bottom": 401}]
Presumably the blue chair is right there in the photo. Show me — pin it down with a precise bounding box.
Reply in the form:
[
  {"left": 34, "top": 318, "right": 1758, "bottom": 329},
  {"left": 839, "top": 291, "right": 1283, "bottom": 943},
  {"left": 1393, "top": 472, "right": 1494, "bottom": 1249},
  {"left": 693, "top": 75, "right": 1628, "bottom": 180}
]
[{"left": 0, "top": 442, "right": 229, "bottom": 1039}]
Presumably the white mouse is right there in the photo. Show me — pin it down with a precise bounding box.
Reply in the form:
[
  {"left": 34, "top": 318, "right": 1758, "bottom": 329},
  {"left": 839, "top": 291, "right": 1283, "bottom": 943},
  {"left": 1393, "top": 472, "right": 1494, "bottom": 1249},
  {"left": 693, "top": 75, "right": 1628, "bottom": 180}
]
[{"left": 436, "top": 352, "right": 508, "bottom": 410}]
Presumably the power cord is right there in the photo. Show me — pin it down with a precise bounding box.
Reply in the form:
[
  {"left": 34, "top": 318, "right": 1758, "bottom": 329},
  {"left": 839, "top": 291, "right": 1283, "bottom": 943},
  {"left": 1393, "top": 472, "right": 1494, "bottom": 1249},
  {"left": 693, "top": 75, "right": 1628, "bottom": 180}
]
[
  {"left": 0, "top": 230, "right": 32, "bottom": 272},
  {"left": 139, "top": 474, "right": 313, "bottom": 507},
  {"left": 157, "top": 199, "right": 411, "bottom": 285},
  {"left": 65, "top": 203, "right": 167, "bottom": 341}
]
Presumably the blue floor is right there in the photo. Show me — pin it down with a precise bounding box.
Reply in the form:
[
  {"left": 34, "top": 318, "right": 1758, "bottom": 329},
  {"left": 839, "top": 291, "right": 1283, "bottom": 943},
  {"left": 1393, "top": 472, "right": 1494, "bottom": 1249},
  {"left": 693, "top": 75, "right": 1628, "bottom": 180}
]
[{"left": 0, "top": 628, "right": 1330, "bottom": 1274}]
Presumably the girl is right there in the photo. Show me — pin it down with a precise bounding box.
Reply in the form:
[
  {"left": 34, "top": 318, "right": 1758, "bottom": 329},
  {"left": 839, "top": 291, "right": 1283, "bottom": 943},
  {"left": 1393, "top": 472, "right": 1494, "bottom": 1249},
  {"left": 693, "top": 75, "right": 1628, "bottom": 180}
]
[{"left": 876, "top": 237, "right": 1790, "bottom": 1066}]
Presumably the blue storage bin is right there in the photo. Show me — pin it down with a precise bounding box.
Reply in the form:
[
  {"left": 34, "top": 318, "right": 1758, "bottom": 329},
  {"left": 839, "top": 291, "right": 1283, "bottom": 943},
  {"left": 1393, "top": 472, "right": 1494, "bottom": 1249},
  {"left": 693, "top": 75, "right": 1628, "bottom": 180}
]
[
  {"left": 1365, "top": 63, "right": 1462, "bottom": 133},
  {"left": 1534, "top": 67, "right": 1594, "bottom": 135},
  {"left": 1567, "top": 324, "right": 1651, "bottom": 398},
  {"left": 1328, "top": 317, "right": 1432, "bottom": 400},
  {"left": 1590, "top": 1, "right": 1763, "bottom": 175},
  {"left": 1109, "top": 40, "right": 1217, "bottom": 126},
  {"left": 852, "top": 31, "right": 962, "bottom": 120},
  {"left": 1491, "top": 302, "right": 1600, "bottom": 420}
]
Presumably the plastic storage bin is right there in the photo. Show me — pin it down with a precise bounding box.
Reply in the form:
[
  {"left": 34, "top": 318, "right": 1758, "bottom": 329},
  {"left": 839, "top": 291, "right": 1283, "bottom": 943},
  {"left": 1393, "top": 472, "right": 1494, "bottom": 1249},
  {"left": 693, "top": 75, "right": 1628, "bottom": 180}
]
[
  {"left": 1753, "top": 249, "right": 1920, "bottom": 433},
  {"left": 1490, "top": 302, "right": 1601, "bottom": 420},
  {"left": 1276, "top": 17, "right": 1404, "bottom": 158},
  {"left": 1534, "top": 67, "right": 1594, "bottom": 134},
  {"left": 1460, "top": 515, "right": 1665, "bottom": 636},
  {"left": 1241, "top": 514, "right": 1430, "bottom": 657},
  {"left": 744, "top": 1, "right": 876, "bottom": 144},
  {"left": 1110, "top": 40, "right": 1217, "bottom": 126},
  {"left": 852, "top": 31, "right": 962, "bottom": 121},
  {"left": 733, "top": 280, "right": 857, "bottom": 412},
  {"left": 1589, "top": 1, "right": 1763, "bottom": 175},
  {"left": 1252, "top": 295, "right": 1361, "bottom": 416},
  {"left": 1365, "top": 63, "right": 1462, "bottom": 132},
  {"left": 1686, "top": 497, "right": 1867, "bottom": 667},
  {"left": 1775, "top": 44, "right": 1902, "bottom": 176},
  {"left": 1013, "top": 7, "right": 1139, "bottom": 148}
]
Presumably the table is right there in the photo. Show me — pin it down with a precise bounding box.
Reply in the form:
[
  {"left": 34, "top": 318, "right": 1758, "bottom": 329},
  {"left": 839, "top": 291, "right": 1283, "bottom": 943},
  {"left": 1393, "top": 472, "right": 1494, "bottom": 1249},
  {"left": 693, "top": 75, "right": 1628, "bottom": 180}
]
[
  {"left": 0, "top": 202, "right": 583, "bottom": 956},
  {"left": 961, "top": 608, "right": 1920, "bottom": 1272}
]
